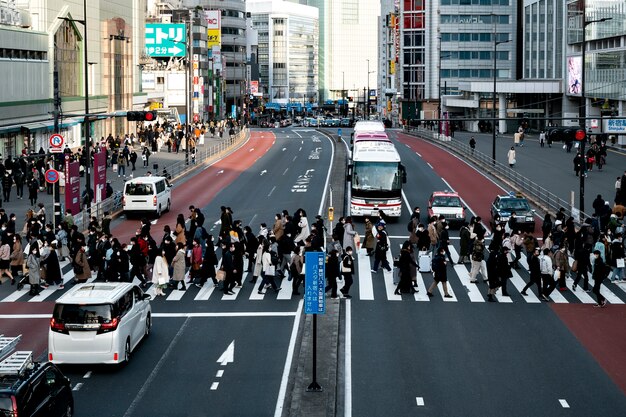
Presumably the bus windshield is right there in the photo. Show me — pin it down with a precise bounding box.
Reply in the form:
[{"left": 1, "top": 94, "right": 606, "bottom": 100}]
[{"left": 352, "top": 162, "right": 402, "bottom": 192}]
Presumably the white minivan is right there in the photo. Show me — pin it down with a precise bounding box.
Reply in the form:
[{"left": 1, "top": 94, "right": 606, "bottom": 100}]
[
  {"left": 48, "top": 283, "right": 152, "bottom": 365},
  {"left": 123, "top": 176, "right": 172, "bottom": 217}
]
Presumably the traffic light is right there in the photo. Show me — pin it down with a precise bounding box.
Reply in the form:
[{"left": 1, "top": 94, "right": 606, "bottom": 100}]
[{"left": 127, "top": 111, "right": 157, "bottom": 122}]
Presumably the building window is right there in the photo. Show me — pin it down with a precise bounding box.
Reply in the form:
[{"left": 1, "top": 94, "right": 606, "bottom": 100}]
[
  {"left": 342, "top": 0, "right": 358, "bottom": 24},
  {"left": 54, "top": 20, "right": 80, "bottom": 97}
]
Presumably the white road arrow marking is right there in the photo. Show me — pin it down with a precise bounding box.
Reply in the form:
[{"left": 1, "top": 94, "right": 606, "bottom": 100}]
[
  {"left": 217, "top": 340, "right": 235, "bottom": 366},
  {"left": 305, "top": 169, "right": 315, "bottom": 176},
  {"left": 217, "top": 170, "right": 224, "bottom": 175},
  {"left": 260, "top": 170, "right": 267, "bottom": 176}
]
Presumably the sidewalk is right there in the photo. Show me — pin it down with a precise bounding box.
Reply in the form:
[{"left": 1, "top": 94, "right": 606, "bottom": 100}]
[{"left": 4, "top": 134, "right": 228, "bottom": 232}]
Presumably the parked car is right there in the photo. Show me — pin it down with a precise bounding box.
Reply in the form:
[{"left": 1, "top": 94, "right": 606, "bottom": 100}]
[{"left": 490, "top": 193, "right": 536, "bottom": 231}]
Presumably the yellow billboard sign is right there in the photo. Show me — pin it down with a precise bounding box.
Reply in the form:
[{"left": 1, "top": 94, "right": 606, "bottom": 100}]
[{"left": 207, "top": 29, "right": 221, "bottom": 48}]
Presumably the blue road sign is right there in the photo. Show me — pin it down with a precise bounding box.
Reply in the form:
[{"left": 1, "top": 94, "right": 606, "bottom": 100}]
[
  {"left": 44, "top": 169, "right": 59, "bottom": 184},
  {"left": 305, "top": 252, "right": 326, "bottom": 315},
  {"left": 145, "top": 24, "right": 186, "bottom": 57}
]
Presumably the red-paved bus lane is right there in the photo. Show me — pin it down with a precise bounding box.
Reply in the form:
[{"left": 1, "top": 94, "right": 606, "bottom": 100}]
[
  {"left": 111, "top": 131, "right": 275, "bottom": 243},
  {"left": 0, "top": 302, "right": 53, "bottom": 360},
  {"left": 395, "top": 132, "right": 505, "bottom": 230},
  {"left": 552, "top": 304, "right": 626, "bottom": 396}
]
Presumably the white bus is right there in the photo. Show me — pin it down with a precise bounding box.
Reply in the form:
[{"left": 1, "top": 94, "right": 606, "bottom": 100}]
[{"left": 347, "top": 139, "right": 406, "bottom": 217}]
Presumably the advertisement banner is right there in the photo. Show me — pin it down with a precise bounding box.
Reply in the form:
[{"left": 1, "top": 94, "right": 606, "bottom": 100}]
[
  {"left": 567, "top": 56, "right": 582, "bottom": 96},
  {"left": 204, "top": 10, "right": 220, "bottom": 29},
  {"left": 145, "top": 23, "right": 186, "bottom": 57},
  {"left": 64, "top": 157, "right": 80, "bottom": 215},
  {"left": 207, "top": 29, "right": 221, "bottom": 48},
  {"left": 93, "top": 151, "right": 107, "bottom": 203},
  {"left": 250, "top": 81, "right": 259, "bottom": 95}
]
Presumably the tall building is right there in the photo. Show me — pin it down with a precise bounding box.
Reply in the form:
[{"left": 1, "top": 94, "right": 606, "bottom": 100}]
[
  {"left": 247, "top": 0, "right": 319, "bottom": 105},
  {"left": 306, "top": 0, "right": 379, "bottom": 105},
  {"left": 182, "top": 0, "right": 247, "bottom": 116},
  {"left": 378, "top": 0, "right": 400, "bottom": 125},
  {"left": 0, "top": 0, "right": 146, "bottom": 155}
]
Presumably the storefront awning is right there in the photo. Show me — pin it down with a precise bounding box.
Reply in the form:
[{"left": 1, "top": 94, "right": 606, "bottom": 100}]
[{"left": 0, "top": 117, "right": 83, "bottom": 134}]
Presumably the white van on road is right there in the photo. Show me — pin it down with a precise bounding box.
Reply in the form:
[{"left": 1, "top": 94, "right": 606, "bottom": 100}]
[
  {"left": 48, "top": 282, "right": 152, "bottom": 365},
  {"left": 122, "top": 176, "right": 171, "bottom": 218}
]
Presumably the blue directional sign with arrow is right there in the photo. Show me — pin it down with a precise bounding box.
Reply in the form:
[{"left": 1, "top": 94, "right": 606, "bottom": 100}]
[{"left": 145, "top": 24, "right": 186, "bottom": 57}]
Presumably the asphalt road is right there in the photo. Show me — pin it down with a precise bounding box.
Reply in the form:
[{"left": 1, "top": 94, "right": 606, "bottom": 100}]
[{"left": 1, "top": 127, "right": 625, "bottom": 416}]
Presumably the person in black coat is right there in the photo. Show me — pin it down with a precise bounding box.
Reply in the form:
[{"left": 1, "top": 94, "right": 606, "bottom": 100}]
[
  {"left": 521, "top": 247, "right": 542, "bottom": 297},
  {"left": 486, "top": 245, "right": 500, "bottom": 302},
  {"left": 128, "top": 237, "right": 148, "bottom": 287},
  {"left": 42, "top": 242, "right": 63, "bottom": 288},
  {"left": 395, "top": 241, "right": 418, "bottom": 295},
  {"left": 427, "top": 247, "right": 452, "bottom": 298},
  {"left": 244, "top": 226, "right": 259, "bottom": 273},
  {"left": 201, "top": 235, "right": 218, "bottom": 287},
  {"left": 324, "top": 249, "right": 340, "bottom": 298},
  {"left": 592, "top": 250, "right": 607, "bottom": 307},
  {"left": 415, "top": 224, "right": 430, "bottom": 252},
  {"left": 572, "top": 244, "right": 591, "bottom": 291},
  {"left": 438, "top": 221, "right": 454, "bottom": 263},
  {"left": 221, "top": 242, "right": 237, "bottom": 295},
  {"left": 497, "top": 246, "right": 513, "bottom": 297}
]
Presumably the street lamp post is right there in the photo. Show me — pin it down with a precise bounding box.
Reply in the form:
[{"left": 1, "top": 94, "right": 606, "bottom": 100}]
[
  {"left": 492, "top": 37, "right": 510, "bottom": 163},
  {"left": 579, "top": 14, "right": 612, "bottom": 213}
]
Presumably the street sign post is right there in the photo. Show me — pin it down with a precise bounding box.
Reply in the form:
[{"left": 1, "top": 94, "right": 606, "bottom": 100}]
[
  {"left": 49, "top": 133, "right": 64, "bottom": 153},
  {"left": 145, "top": 23, "right": 186, "bottom": 57},
  {"left": 305, "top": 251, "right": 325, "bottom": 392}
]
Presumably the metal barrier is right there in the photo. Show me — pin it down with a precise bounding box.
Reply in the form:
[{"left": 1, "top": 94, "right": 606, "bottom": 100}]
[
  {"left": 404, "top": 127, "right": 590, "bottom": 221},
  {"left": 72, "top": 128, "right": 248, "bottom": 229}
]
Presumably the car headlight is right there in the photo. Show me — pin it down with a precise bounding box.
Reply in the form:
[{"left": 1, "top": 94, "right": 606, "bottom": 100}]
[{"left": 525, "top": 216, "right": 534, "bottom": 222}]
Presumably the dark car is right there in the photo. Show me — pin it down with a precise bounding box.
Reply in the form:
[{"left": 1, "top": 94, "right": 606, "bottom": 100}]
[
  {"left": 490, "top": 194, "right": 536, "bottom": 232},
  {"left": 0, "top": 351, "right": 74, "bottom": 417}
]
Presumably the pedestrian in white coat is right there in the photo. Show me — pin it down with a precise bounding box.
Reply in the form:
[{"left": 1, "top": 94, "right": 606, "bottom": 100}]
[
  {"left": 152, "top": 251, "right": 170, "bottom": 296},
  {"left": 343, "top": 217, "right": 356, "bottom": 252},
  {"left": 507, "top": 146, "right": 516, "bottom": 167}
]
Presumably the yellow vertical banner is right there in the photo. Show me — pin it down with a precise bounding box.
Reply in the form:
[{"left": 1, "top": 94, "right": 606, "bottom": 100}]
[{"left": 207, "top": 29, "right": 221, "bottom": 48}]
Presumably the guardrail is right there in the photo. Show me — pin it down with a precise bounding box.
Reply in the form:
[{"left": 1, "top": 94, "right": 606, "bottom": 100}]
[
  {"left": 71, "top": 128, "right": 248, "bottom": 230},
  {"left": 404, "top": 127, "right": 591, "bottom": 222}
]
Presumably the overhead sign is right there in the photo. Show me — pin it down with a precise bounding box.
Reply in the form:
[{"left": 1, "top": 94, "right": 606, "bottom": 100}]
[
  {"left": 49, "top": 133, "right": 64, "bottom": 152},
  {"left": 145, "top": 23, "right": 186, "bottom": 57},
  {"left": 304, "top": 252, "right": 326, "bottom": 315},
  {"left": 607, "top": 119, "right": 626, "bottom": 133},
  {"left": 44, "top": 169, "right": 59, "bottom": 184}
]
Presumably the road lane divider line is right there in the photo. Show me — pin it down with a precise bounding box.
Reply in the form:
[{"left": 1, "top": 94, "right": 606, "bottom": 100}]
[
  {"left": 559, "top": 399, "right": 570, "bottom": 408},
  {"left": 72, "top": 383, "right": 83, "bottom": 392},
  {"left": 274, "top": 300, "right": 303, "bottom": 417},
  {"left": 345, "top": 299, "right": 352, "bottom": 417},
  {"left": 357, "top": 248, "right": 374, "bottom": 300},
  {"left": 448, "top": 246, "right": 485, "bottom": 302},
  {"left": 416, "top": 397, "right": 425, "bottom": 406},
  {"left": 210, "top": 382, "right": 219, "bottom": 390},
  {"left": 122, "top": 317, "right": 191, "bottom": 417},
  {"left": 216, "top": 370, "right": 224, "bottom": 378},
  {"left": 152, "top": 312, "right": 298, "bottom": 318}
]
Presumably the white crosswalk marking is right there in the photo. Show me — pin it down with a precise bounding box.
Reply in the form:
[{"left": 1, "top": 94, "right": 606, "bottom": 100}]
[
  {"left": 28, "top": 268, "right": 76, "bottom": 302},
  {"left": 357, "top": 248, "right": 374, "bottom": 300},
  {"left": 518, "top": 256, "right": 567, "bottom": 303},
  {"left": 166, "top": 287, "right": 187, "bottom": 301},
  {"left": 383, "top": 247, "right": 401, "bottom": 300},
  {"left": 448, "top": 246, "right": 485, "bottom": 302},
  {"left": 195, "top": 282, "right": 217, "bottom": 300},
  {"left": 568, "top": 256, "right": 624, "bottom": 304},
  {"left": 509, "top": 270, "right": 541, "bottom": 303}
]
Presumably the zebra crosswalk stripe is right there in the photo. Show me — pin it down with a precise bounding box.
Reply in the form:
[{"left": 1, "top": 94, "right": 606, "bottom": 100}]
[
  {"left": 448, "top": 246, "right": 485, "bottom": 303},
  {"left": 357, "top": 248, "right": 374, "bottom": 300}
]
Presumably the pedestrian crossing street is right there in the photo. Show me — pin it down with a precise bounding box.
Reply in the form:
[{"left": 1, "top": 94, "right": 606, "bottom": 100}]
[{"left": 2, "top": 243, "right": 626, "bottom": 305}]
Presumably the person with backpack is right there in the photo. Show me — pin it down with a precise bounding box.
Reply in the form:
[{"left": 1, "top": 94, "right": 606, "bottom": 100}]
[{"left": 469, "top": 237, "right": 487, "bottom": 283}]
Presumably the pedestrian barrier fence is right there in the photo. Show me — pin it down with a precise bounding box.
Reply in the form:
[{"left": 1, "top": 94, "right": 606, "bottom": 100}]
[
  {"left": 405, "top": 127, "right": 591, "bottom": 222},
  {"left": 71, "top": 128, "right": 248, "bottom": 230}
]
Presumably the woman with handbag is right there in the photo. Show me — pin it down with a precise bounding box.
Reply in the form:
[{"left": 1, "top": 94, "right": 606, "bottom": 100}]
[
  {"left": 395, "top": 241, "right": 418, "bottom": 295},
  {"left": 257, "top": 243, "right": 280, "bottom": 295},
  {"left": 27, "top": 246, "right": 41, "bottom": 296},
  {"left": 152, "top": 250, "right": 170, "bottom": 296},
  {"left": 188, "top": 239, "right": 203, "bottom": 285},
  {"left": 73, "top": 244, "right": 91, "bottom": 283},
  {"left": 200, "top": 235, "right": 218, "bottom": 288},
  {"left": 9, "top": 234, "right": 24, "bottom": 281},
  {"left": 170, "top": 242, "right": 186, "bottom": 291}
]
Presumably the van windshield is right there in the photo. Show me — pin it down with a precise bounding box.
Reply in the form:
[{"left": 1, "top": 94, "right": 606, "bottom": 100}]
[
  {"left": 53, "top": 304, "right": 114, "bottom": 324},
  {"left": 125, "top": 183, "right": 153, "bottom": 196}
]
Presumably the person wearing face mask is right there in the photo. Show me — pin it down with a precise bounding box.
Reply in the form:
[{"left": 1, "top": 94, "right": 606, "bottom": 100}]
[
  {"left": 289, "top": 246, "right": 304, "bottom": 296},
  {"left": 200, "top": 234, "right": 218, "bottom": 288},
  {"left": 438, "top": 221, "right": 454, "bottom": 264},
  {"left": 171, "top": 242, "right": 187, "bottom": 291},
  {"left": 592, "top": 250, "right": 608, "bottom": 307},
  {"left": 9, "top": 234, "right": 23, "bottom": 281},
  {"left": 42, "top": 242, "right": 63, "bottom": 289},
  {"left": 27, "top": 245, "right": 41, "bottom": 295},
  {"left": 395, "top": 241, "right": 418, "bottom": 295},
  {"left": 6, "top": 213, "right": 15, "bottom": 235},
  {"left": 151, "top": 250, "right": 170, "bottom": 297},
  {"left": 73, "top": 244, "right": 91, "bottom": 284},
  {"left": 362, "top": 217, "right": 376, "bottom": 256},
  {"left": 55, "top": 224, "right": 69, "bottom": 261},
  {"left": 415, "top": 223, "right": 430, "bottom": 252},
  {"left": 189, "top": 238, "right": 204, "bottom": 285},
  {"left": 340, "top": 246, "right": 355, "bottom": 298},
  {"left": 0, "top": 236, "right": 14, "bottom": 284},
  {"left": 457, "top": 221, "right": 471, "bottom": 264}
]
